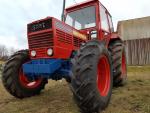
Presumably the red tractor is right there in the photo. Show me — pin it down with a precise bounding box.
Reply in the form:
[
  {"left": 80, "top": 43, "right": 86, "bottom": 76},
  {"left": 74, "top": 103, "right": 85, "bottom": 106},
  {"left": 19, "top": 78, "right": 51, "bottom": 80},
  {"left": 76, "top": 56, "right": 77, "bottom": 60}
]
[{"left": 2, "top": 0, "right": 127, "bottom": 112}]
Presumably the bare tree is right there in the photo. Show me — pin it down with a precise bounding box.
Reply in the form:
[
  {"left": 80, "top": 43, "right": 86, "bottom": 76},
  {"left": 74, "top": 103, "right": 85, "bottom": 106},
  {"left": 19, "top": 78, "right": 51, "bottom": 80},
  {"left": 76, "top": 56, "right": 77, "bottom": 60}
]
[
  {"left": 9, "top": 47, "right": 17, "bottom": 56},
  {"left": 0, "top": 44, "right": 18, "bottom": 60},
  {"left": 0, "top": 45, "right": 8, "bottom": 60}
]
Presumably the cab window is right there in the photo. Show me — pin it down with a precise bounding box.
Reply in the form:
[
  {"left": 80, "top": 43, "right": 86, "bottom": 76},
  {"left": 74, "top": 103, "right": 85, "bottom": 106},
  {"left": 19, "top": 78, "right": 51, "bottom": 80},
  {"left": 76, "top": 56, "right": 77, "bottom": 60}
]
[
  {"left": 108, "top": 15, "right": 114, "bottom": 32},
  {"left": 100, "top": 5, "right": 109, "bottom": 32},
  {"left": 65, "top": 6, "right": 96, "bottom": 30}
]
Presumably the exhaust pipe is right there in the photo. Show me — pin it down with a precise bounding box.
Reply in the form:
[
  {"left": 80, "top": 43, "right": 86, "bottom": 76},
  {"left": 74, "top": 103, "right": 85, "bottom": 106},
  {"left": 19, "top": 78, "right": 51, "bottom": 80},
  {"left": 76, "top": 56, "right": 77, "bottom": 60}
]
[{"left": 61, "top": 0, "right": 66, "bottom": 22}]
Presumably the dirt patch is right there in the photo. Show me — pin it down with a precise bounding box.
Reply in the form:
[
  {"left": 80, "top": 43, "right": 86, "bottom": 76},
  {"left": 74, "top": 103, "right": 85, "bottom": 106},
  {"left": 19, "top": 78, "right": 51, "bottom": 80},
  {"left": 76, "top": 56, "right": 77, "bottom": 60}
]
[{"left": 0, "top": 66, "right": 150, "bottom": 113}]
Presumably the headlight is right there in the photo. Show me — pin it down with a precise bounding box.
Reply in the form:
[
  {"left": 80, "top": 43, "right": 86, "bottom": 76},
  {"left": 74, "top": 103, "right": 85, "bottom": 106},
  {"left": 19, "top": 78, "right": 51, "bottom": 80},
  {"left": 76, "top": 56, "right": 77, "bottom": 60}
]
[
  {"left": 47, "top": 48, "right": 53, "bottom": 56},
  {"left": 31, "top": 50, "right": 36, "bottom": 57}
]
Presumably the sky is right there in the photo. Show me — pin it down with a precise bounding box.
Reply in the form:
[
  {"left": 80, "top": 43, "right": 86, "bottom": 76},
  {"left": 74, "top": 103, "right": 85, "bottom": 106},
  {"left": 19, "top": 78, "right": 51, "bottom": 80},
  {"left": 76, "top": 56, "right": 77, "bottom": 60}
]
[{"left": 0, "top": 0, "right": 150, "bottom": 49}]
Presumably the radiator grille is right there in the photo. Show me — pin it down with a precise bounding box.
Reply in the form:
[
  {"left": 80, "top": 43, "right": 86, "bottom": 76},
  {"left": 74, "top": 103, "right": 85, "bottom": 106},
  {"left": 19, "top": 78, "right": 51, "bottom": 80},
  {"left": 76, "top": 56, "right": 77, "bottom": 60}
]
[
  {"left": 56, "top": 29, "right": 72, "bottom": 44},
  {"left": 73, "top": 37, "right": 84, "bottom": 47},
  {"left": 28, "top": 31, "right": 53, "bottom": 49}
]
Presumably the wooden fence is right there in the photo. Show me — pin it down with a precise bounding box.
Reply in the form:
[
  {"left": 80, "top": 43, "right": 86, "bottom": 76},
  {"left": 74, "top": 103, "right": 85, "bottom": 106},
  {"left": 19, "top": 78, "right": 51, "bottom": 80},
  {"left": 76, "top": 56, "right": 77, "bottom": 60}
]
[{"left": 124, "top": 38, "right": 150, "bottom": 65}]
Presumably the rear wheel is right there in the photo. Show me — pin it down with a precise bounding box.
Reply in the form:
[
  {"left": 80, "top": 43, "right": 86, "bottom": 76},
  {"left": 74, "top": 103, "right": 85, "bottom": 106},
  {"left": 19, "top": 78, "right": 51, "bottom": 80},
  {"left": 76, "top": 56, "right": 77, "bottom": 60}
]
[
  {"left": 71, "top": 40, "right": 113, "bottom": 113},
  {"left": 109, "top": 40, "right": 127, "bottom": 86},
  {"left": 2, "top": 50, "right": 48, "bottom": 98}
]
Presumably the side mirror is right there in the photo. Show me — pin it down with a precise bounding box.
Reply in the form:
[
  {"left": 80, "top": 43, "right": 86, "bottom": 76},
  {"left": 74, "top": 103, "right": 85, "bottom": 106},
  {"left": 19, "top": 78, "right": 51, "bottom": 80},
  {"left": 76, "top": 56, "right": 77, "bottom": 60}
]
[{"left": 91, "top": 30, "right": 97, "bottom": 39}]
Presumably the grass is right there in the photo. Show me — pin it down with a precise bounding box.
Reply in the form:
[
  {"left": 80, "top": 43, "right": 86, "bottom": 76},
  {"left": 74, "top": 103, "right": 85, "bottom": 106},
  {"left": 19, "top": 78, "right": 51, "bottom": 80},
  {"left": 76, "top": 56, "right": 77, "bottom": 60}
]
[
  {"left": 128, "top": 66, "right": 150, "bottom": 72},
  {"left": 0, "top": 66, "right": 149, "bottom": 113},
  {"left": 0, "top": 60, "right": 4, "bottom": 64},
  {"left": 102, "top": 66, "right": 150, "bottom": 113}
]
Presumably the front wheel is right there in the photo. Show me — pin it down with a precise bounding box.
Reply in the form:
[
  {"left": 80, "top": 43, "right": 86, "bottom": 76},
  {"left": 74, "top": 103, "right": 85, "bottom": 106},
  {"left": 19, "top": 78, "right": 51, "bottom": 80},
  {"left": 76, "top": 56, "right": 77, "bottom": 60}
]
[
  {"left": 71, "top": 40, "right": 113, "bottom": 113},
  {"left": 2, "top": 50, "right": 48, "bottom": 98}
]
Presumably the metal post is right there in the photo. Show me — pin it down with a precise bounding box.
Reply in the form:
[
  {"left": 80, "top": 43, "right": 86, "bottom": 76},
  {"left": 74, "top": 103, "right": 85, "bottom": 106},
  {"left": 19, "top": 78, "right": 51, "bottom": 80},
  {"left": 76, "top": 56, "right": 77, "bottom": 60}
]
[{"left": 61, "top": 0, "right": 66, "bottom": 22}]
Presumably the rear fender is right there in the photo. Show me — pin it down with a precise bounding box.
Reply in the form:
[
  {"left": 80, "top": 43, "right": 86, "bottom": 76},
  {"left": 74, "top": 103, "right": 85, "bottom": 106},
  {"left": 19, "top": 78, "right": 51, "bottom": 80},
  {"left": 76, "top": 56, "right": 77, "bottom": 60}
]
[{"left": 108, "top": 32, "right": 123, "bottom": 46}]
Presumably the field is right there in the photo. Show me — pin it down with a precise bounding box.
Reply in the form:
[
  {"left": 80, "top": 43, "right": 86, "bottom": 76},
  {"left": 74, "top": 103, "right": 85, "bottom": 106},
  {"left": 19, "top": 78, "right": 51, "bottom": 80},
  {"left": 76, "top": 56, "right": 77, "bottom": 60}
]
[
  {"left": 0, "top": 61, "right": 4, "bottom": 64},
  {"left": 0, "top": 66, "right": 149, "bottom": 113}
]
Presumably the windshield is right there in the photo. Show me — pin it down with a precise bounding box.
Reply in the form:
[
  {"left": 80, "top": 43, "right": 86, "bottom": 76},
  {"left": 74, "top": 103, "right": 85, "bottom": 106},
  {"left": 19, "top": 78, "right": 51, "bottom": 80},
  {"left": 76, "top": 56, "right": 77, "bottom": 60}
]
[{"left": 65, "top": 6, "right": 96, "bottom": 30}]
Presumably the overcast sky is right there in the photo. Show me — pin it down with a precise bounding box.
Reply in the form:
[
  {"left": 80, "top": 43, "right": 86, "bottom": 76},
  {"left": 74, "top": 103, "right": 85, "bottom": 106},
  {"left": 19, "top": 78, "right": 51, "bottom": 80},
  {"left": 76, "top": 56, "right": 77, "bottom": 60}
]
[{"left": 0, "top": 0, "right": 150, "bottom": 49}]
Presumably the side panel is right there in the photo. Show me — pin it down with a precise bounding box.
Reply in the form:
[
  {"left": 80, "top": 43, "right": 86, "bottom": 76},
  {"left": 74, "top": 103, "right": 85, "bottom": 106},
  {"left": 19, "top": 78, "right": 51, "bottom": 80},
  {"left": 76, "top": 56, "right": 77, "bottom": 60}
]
[
  {"left": 52, "top": 18, "right": 86, "bottom": 59},
  {"left": 53, "top": 19, "right": 74, "bottom": 59}
]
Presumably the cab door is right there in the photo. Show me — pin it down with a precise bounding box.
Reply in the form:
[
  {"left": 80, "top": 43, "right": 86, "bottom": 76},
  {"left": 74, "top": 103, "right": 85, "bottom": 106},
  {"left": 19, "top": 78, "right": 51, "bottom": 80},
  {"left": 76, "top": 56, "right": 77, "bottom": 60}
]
[{"left": 99, "top": 5, "right": 111, "bottom": 42}]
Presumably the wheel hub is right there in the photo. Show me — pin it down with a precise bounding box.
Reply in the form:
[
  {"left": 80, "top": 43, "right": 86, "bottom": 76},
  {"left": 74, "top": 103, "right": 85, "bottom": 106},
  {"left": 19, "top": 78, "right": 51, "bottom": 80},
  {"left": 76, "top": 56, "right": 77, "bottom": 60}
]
[
  {"left": 121, "top": 52, "right": 127, "bottom": 78},
  {"left": 19, "top": 68, "right": 42, "bottom": 89},
  {"left": 97, "top": 55, "right": 111, "bottom": 97}
]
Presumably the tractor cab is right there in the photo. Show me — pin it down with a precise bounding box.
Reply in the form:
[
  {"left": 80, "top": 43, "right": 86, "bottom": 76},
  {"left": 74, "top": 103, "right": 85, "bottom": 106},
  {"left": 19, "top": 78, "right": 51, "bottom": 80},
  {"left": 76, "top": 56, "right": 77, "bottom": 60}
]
[{"left": 65, "top": 0, "right": 114, "bottom": 40}]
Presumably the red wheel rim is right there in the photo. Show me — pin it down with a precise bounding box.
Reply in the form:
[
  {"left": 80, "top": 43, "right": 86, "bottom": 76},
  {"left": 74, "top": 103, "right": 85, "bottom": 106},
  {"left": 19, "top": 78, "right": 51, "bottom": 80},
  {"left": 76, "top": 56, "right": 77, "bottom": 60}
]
[
  {"left": 121, "top": 52, "right": 126, "bottom": 77},
  {"left": 97, "top": 55, "right": 111, "bottom": 97},
  {"left": 19, "top": 68, "right": 42, "bottom": 89}
]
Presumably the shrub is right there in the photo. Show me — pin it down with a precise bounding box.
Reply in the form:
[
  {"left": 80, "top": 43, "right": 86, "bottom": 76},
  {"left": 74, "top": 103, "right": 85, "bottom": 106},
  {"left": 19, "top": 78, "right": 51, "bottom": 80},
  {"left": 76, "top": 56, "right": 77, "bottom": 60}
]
[{"left": 0, "top": 64, "right": 3, "bottom": 76}]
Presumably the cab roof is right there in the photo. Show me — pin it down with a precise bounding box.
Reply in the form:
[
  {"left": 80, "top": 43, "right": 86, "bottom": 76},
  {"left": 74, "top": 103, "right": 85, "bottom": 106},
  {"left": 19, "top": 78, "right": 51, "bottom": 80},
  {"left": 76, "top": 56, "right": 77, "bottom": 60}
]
[
  {"left": 65, "top": 0, "right": 111, "bottom": 17},
  {"left": 65, "top": 0, "right": 99, "bottom": 12}
]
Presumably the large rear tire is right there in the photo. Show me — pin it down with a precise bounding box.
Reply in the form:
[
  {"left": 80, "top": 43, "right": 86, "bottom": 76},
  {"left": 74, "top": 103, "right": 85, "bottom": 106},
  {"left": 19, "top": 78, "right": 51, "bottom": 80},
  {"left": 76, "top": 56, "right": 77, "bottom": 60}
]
[
  {"left": 71, "top": 40, "right": 113, "bottom": 113},
  {"left": 109, "top": 40, "right": 127, "bottom": 86},
  {"left": 2, "top": 50, "right": 48, "bottom": 98}
]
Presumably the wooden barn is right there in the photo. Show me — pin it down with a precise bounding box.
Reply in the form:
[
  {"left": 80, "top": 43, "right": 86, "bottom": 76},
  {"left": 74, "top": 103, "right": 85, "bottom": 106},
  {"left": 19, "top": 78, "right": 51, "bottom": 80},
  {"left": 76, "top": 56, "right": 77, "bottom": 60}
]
[{"left": 117, "top": 16, "right": 150, "bottom": 65}]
